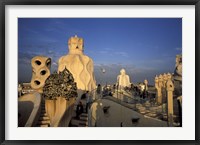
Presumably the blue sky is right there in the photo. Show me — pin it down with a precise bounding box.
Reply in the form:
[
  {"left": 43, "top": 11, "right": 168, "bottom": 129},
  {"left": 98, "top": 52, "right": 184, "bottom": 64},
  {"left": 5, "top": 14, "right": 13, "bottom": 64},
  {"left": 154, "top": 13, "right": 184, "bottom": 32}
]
[{"left": 18, "top": 18, "right": 182, "bottom": 85}]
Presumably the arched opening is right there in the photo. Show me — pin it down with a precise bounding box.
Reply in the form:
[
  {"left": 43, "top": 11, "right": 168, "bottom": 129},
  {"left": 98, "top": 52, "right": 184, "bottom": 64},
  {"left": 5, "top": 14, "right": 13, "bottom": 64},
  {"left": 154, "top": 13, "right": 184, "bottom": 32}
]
[
  {"left": 34, "top": 80, "right": 40, "bottom": 85},
  {"left": 35, "top": 60, "right": 41, "bottom": 65},
  {"left": 40, "top": 70, "right": 46, "bottom": 75}
]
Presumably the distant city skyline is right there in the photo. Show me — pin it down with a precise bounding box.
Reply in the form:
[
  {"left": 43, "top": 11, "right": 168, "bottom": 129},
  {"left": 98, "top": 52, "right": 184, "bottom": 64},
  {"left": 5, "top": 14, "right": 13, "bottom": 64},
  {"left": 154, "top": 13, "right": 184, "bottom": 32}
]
[{"left": 18, "top": 18, "right": 182, "bottom": 85}]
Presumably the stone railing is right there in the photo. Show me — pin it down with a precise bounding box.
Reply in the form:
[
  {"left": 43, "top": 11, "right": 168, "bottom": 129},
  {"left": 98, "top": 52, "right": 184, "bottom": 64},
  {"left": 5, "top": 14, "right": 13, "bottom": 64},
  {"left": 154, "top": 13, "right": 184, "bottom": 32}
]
[{"left": 25, "top": 92, "right": 42, "bottom": 127}]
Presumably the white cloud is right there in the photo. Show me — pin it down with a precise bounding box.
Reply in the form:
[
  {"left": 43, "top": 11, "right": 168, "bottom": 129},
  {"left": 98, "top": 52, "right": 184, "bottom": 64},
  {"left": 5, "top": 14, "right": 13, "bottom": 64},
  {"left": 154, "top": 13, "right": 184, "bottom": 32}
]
[
  {"left": 114, "top": 51, "right": 129, "bottom": 57},
  {"left": 99, "top": 50, "right": 108, "bottom": 54},
  {"left": 93, "top": 62, "right": 172, "bottom": 85},
  {"left": 97, "top": 49, "right": 129, "bottom": 58}
]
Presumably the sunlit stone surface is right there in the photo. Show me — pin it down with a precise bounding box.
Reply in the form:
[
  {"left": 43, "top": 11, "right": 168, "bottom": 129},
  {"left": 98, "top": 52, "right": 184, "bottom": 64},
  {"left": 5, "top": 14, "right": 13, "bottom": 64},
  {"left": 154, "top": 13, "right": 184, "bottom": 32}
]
[
  {"left": 58, "top": 35, "right": 96, "bottom": 91},
  {"left": 155, "top": 74, "right": 163, "bottom": 104},
  {"left": 174, "top": 54, "right": 182, "bottom": 80},
  {"left": 30, "top": 56, "right": 51, "bottom": 93},
  {"left": 117, "top": 69, "right": 131, "bottom": 89},
  {"left": 144, "top": 79, "right": 148, "bottom": 91},
  {"left": 166, "top": 73, "right": 174, "bottom": 125},
  {"left": 173, "top": 54, "right": 182, "bottom": 96}
]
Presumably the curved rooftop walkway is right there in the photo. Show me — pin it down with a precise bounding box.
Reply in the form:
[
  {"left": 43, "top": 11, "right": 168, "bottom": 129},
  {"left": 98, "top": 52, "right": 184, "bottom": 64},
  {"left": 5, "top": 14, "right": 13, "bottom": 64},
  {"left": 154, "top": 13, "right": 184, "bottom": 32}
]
[{"left": 89, "top": 97, "right": 168, "bottom": 127}]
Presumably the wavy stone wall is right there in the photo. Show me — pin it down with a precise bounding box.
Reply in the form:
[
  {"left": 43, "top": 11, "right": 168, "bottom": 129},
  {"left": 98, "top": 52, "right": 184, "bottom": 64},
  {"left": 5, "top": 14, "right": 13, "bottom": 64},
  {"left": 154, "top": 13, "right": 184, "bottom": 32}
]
[{"left": 58, "top": 35, "right": 96, "bottom": 91}]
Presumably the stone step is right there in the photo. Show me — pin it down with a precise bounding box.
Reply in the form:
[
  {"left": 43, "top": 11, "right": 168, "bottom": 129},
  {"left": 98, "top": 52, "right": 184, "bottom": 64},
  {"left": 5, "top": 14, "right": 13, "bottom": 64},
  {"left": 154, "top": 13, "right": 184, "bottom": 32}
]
[
  {"left": 79, "top": 122, "right": 87, "bottom": 126},
  {"left": 137, "top": 106, "right": 146, "bottom": 110},
  {"left": 41, "top": 106, "right": 46, "bottom": 109},
  {"left": 70, "top": 119, "right": 87, "bottom": 126},
  {"left": 73, "top": 105, "right": 87, "bottom": 111},
  {"left": 36, "top": 124, "right": 49, "bottom": 127},
  {"left": 34, "top": 101, "right": 51, "bottom": 127},
  {"left": 79, "top": 116, "right": 87, "bottom": 121},
  {"left": 41, "top": 110, "right": 47, "bottom": 114},
  {"left": 145, "top": 112, "right": 157, "bottom": 117},
  {"left": 139, "top": 111, "right": 147, "bottom": 114},
  {"left": 80, "top": 113, "right": 88, "bottom": 117},
  {"left": 39, "top": 116, "right": 50, "bottom": 121},
  {"left": 40, "top": 112, "right": 48, "bottom": 117},
  {"left": 37, "top": 120, "right": 50, "bottom": 125},
  {"left": 41, "top": 103, "right": 45, "bottom": 106}
]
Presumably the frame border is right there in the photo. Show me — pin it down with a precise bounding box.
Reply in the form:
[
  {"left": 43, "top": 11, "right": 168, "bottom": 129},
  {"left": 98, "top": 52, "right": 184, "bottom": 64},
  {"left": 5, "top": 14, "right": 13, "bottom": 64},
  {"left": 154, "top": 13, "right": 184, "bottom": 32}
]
[{"left": 1, "top": 0, "right": 199, "bottom": 145}]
